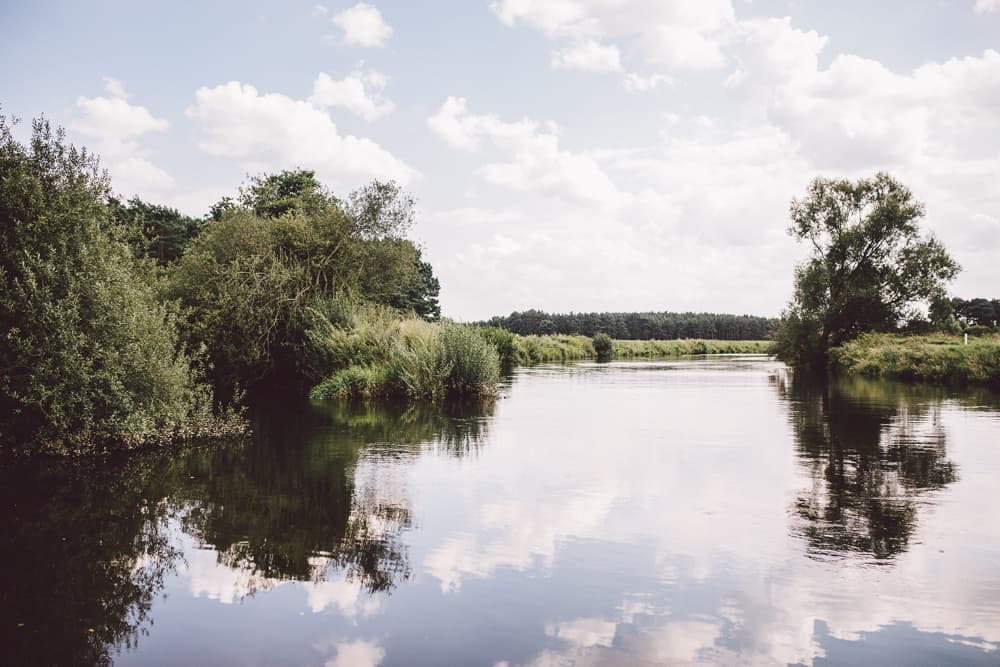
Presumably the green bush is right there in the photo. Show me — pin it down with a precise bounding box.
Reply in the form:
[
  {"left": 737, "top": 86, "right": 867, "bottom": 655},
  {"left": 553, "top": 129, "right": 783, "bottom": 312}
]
[
  {"left": 0, "top": 116, "right": 245, "bottom": 454},
  {"left": 166, "top": 174, "right": 438, "bottom": 392},
  {"left": 478, "top": 326, "right": 518, "bottom": 367},
  {"left": 592, "top": 333, "right": 613, "bottom": 361},
  {"left": 310, "top": 365, "right": 389, "bottom": 400},
  {"left": 965, "top": 324, "right": 993, "bottom": 337},
  {"left": 306, "top": 304, "right": 500, "bottom": 400},
  {"left": 441, "top": 324, "right": 500, "bottom": 394}
]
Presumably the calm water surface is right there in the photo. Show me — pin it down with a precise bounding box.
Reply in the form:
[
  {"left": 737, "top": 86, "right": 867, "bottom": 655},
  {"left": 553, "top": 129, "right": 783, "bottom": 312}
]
[{"left": 3, "top": 357, "right": 1000, "bottom": 666}]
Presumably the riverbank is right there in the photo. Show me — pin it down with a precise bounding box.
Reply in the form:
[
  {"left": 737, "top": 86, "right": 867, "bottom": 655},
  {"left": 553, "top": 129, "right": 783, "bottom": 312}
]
[
  {"left": 311, "top": 314, "right": 772, "bottom": 400},
  {"left": 829, "top": 333, "right": 1000, "bottom": 387},
  {"left": 506, "top": 333, "right": 770, "bottom": 364}
]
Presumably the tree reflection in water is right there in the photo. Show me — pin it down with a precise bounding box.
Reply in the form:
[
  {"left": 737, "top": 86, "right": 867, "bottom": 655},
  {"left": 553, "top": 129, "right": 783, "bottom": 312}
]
[
  {"left": 779, "top": 372, "right": 961, "bottom": 560},
  {"left": 1, "top": 396, "right": 494, "bottom": 664},
  {"left": 0, "top": 455, "right": 181, "bottom": 666},
  {"left": 175, "top": 398, "right": 494, "bottom": 594}
]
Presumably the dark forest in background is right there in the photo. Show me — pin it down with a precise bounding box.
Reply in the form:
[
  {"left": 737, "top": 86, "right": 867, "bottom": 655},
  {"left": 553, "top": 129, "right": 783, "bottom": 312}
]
[{"left": 481, "top": 310, "right": 777, "bottom": 340}]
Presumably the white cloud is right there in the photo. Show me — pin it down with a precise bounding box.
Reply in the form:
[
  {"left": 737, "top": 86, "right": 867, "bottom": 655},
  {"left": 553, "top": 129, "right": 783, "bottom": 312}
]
[
  {"left": 974, "top": 0, "right": 1000, "bottom": 13},
  {"left": 312, "top": 3, "right": 329, "bottom": 17},
  {"left": 186, "top": 80, "right": 415, "bottom": 188},
  {"left": 332, "top": 2, "right": 392, "bottom": 47},
  {"left": 424, "top": 112, "right": 808, "bottom": 319},
  {"left": 309, "top": 69, "right": 394, "bottom": 121},
  {"left": 71, "top": 78, "right": 174, "bottom": 197},
  {"left": 769, "top": 49, "right": 1000, "bottom": 169},
  {"left": 550, "top": 39, "right": 622, "bottom": 72},
  {"left": 320, "top": 640, "right": 385, "bottom": 667},
  {"left": 73, "top": 78, "right": 168, "bottom": 141},
  {"left": 490, "top": 0, "right": 736, "bottom": 72},
  {"left": 725, "top": 17, "right": 828, "bottom": 91},
  {"left": 622, "top": 72, "right": 672, "bottom": 93},
  {"left": 427, "top": 96, "right": 623, "bottom": 209}
]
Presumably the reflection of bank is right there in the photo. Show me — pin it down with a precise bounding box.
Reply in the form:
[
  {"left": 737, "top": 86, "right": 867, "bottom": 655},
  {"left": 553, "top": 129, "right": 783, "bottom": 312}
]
[
  {"left": 0, "top": 455, "right": 182, "bottom": 666},
  {"left": 175, "top": 397, "right": 494, "bottom": 594},
  {"left": 778, "top": 371, "right": 959, "bottom": 560},
  {"left": 0, "top": 395, "right": 495, "bottom": 664}
]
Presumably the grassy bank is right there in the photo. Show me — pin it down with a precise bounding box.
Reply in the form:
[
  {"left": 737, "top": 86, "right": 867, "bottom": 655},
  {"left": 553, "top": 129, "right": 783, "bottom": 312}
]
[
  {"left": 829, "top": 333, "right": 1000, "bottom": 387},
  {"left": 308, "top": 304, "right": 500, "bottom": 401},
  {"left": 479, "top": 328, "right": 771, "bottom": 365},
  {"left": 310, "top": 315, "right": 773, "bottom": 401}
]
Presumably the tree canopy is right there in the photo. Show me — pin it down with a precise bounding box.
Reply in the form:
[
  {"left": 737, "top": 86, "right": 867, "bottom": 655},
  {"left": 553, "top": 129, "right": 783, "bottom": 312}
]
[
  {"left": 773, "top": 173, "right": 960, "bottom": 366},
  {"left": 0, "top": 116, "right": 229, "bottom": 453},
  {"left": 168, "top": 171, "right": 440, "bottom": 391}
]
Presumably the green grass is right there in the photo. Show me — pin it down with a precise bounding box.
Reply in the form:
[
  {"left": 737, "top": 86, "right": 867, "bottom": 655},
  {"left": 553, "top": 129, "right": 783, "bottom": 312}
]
[
  {"left": 829, "top": 333, "right": 1000, "bottom": 387},
  {"left": 509, "top": 334, "right": 770, "bottom": 363},
  {"left": 307, "top": 303, "right": 500, "bottom": 401}
]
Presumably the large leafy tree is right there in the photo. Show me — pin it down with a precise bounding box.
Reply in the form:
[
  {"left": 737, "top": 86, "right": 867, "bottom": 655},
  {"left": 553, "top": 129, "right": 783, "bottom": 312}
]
[
  {"left": 0, "top": 116, "right": 220, "bottom": 453},
  {"left": 169, "top": 172, "right": 442, "bottom": 390},
  {"left": 109, "top": 196, "right": 202, "bottom": 264},
  {"left": 774, "top": 173, "right": 960, "bottom": 366}
]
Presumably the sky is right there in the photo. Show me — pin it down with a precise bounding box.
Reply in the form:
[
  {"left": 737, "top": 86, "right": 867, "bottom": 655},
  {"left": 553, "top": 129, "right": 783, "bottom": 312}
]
[{"left": 2, "top": 0, "right": 999, "bottom": 320}]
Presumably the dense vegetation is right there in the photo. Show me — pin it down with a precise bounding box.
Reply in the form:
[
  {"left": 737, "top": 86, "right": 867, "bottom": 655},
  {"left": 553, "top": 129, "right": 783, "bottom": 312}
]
[
  {"left": 476, "top": 329, "right": 769, "bottom": 366},
  {"left": 0, "top": 116, "right": 245, "bottom": 455},
  {"left": 165, "top": 171, "right": 442, "bottom": 394},
  {"left": 829, "top": 333, "right": 1000, "bottom": 387},
  {"left": 307, "top": 302, "right": 499, "bottom": 400},
  {"left": 773, "top": 173, "right": 960, "bottom": 368},
  {"left": 938, "top": 296, "right": 1000, "bottom": 330},
  {"left": 0, "top": 116, "right": 447, "bottom": 455},
  {"left": 482, "top": 309, "right": 775, "bottom": 340}
]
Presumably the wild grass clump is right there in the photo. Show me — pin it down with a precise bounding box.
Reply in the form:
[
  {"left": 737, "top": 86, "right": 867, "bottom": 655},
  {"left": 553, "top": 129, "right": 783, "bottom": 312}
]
[
  {"left": 307, "top": 302, "right": 499, "bottom": 401},
  {"left": 442, "top": 324, "right": 501, "bottom": 393},
  {"left": 829, "top": 333, "right": 1000, "bottom": 387}
]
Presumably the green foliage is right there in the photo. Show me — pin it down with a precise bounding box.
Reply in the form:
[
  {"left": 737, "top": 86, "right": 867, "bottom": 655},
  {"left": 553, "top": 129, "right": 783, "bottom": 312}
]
[
  {"left": 310, "top": 364, "right": 390, "bottom": 400},
  {"left": 504, "top": 334, "right": 768, "bottom": 364},
  {"left": 109, "top": 196, "right": 202, "bottom": 264},
  {"left": 387, "top": 255, "right": 440, "bottom": 320},
  {"left": 485, "top": 309, "right": 775, "bottom": 340},
  {"left": 388, "top": 323, "right": 451, "bottom": 398},
  {"left": 592, "top": 333, "right": 613, "bottom": 361},
  {"left": 952, "top": 296, "right": 1000, "bottom": 327},
  {"left": 440, "top": 323, "right": 500, "bottom": 394},
  {"left": 167, "top": 174, "right": 440, "bottom": 391},
  {"left": 513, "top": 334, "right": 595, "bottom": 363},
  {"left": 307, "top": 303, "right": 499, "bottom": 400},
  {"left": 0, "top": 115, "right": 243, "bottom": 454},
  {"left": 610, "top": 338, "right": 770, "bottom": 357},
  {"left": 478, "top": 326, "right": 518, "bottom": 367},
  {"left": 774, "top": 173, "right": 960, "bottom": 367},
  {"left": 829, "top": 333, "right": 1000, "bottom": 386}
]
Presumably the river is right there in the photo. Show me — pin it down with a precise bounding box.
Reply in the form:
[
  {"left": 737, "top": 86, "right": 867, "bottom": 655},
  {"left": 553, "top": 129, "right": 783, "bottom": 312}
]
[{"left": 3, "top": 357, "right": 1000, "bottom": 666}]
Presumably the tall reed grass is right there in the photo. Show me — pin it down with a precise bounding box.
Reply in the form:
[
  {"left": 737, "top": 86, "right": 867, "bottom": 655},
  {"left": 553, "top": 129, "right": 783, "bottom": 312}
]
[{"left": 307, "top": 302, "right": 500, "bottom": 400}]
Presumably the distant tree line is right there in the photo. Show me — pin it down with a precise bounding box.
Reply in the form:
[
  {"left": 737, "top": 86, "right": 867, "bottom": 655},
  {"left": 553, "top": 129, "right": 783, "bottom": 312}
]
[
  {"left": 949, "top": 297, "right": 1000, "bottom": 328},
  {"left": 481, "top": 309, "right": 777, "bottom": 340}
]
